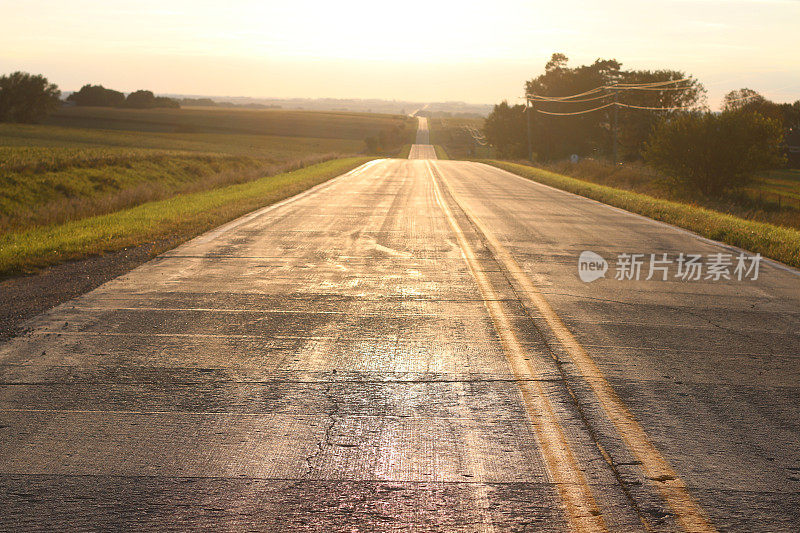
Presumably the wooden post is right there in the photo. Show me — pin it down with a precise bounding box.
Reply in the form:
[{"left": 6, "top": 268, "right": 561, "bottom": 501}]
[
  {"left": 612, "top": 88, "right": 619, "bottom": 165},
  {"left": 526, "top": 97, "right": 533, "bottom": 162}
]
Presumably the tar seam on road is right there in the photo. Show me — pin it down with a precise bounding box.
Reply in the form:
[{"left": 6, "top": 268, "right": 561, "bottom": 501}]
[
  {"left": 427, "top": 161, "right": 608, "bottom": 533},
  {"left": 431, "top": 161, "right": 718, "bottom": 533}
]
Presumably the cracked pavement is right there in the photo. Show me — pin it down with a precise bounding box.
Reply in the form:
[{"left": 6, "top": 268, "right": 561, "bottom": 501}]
[{"left": 0, "top": 145, "right": 799, "bottom": 531}]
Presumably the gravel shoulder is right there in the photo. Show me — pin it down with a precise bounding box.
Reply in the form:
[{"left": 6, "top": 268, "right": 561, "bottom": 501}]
[{"left": 0, "top": 237, "right": 181, "bottom": 341}]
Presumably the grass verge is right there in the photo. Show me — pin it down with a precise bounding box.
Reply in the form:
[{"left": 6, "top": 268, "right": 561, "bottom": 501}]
[
  {"left": 0, "top": 157, "right": 372, "bottom": 277},
  {"left": 483, "top": 160, "right": 800, "bottom": 269},
  {"left": 434, "top": 145, "right": 449, "bottom": 160}
]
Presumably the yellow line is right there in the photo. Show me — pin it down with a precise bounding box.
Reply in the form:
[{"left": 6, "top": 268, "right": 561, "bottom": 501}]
[
  {"left": 432, "top": 162, "right": 717, "bottom": 533},
  {"left": 427, "top": 161, "right": 608, "bottom": 533}
]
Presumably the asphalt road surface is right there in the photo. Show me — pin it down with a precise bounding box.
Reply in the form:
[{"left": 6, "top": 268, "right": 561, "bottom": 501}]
[
  {"left": 409, "top": 117, "right": 437, "bottom": 160},
  {"left": 1, "top": 120, "right": 799, "bottom": 531}
]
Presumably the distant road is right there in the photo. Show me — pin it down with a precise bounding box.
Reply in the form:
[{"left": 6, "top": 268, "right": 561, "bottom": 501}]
[
  {"left": 409, "top": 116, "right": 437, "bottom": 159},
  {"left": 1, "top": 121, "right": 799, "bottom": 531}
]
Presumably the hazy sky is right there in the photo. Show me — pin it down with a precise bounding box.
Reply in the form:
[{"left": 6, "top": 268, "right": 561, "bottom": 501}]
[{"left": 1, "top": 0, "right": 798, "bottom": 109}]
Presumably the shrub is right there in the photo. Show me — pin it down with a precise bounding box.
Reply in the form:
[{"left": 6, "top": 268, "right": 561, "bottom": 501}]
[{"left": 644, "top": 111, "right": 785, "bottom": 196}]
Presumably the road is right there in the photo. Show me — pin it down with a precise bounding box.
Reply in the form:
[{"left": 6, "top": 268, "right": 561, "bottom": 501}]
[
  {"left": 409, "top": 116, "right": 437, "bottom": 159},
  {"left": 1, "top": 119, "right": 799, "bottom": 531}
]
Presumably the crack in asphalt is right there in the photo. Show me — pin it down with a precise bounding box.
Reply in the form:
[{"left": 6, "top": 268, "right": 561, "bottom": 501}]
[
  {"left": 679, "top": 307, "right": 777, "bottom": 357},
  {"left": 304, "top": 372, "right": 341, "bottom": 477}
]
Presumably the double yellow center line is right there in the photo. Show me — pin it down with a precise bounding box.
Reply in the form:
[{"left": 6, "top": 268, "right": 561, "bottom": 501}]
[
  {"left": 428, "top": 161, "right": 607, "bottom": 532},
  {"left": 427, "top": 161, "right": 716, "bottom": 533}
]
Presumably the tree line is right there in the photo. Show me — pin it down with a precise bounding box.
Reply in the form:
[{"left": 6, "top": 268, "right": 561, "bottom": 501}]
[
  {"left": 67, "top": 84, "right": 179, "bottom": 109},
  {"left": 0, "top": 72, "right": 181, "bottom": 124},
  {"left": 484, "top": 54, "right": 796, "bottom": 195}
]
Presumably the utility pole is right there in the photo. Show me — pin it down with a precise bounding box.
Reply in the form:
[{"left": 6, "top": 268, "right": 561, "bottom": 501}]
[
  {"left": 526, "top": 97, "right": 533, "bottom": 162},
  {"left": 612, "top": 87, "right": 619, "bottom": 165}
]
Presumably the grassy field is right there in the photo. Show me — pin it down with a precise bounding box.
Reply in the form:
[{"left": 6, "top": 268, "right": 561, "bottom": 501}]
[
  {"left": 485, "top": 160, "right": 800, "bottom": 269},
  {"left": 749, "top": 169, "right": 800, "bottom": 205},
  {"left": 428, "top": 117, "right": 490, "bottom": 160},
  {"left": 0, "top": 157, "right": 372, "bottom": 277},
  {"left": 0, "top": 106, "right": 412, "bottom": 275},
  {"left": 0, "top": 124, "right": 360, "bottom": 232},
  {"left": 1, "top": 107, "right": 413, "bottom": 233}
]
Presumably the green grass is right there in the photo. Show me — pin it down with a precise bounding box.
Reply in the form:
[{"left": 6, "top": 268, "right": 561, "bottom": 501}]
[
  {"left": 530, "top": 158, "right": 800, "bottom": 231},
  {"left": 0, "top": 123, "right": 363, "bottom": 232},
  {"left": 483, "top": 160, "right": 800, "bottom": 269},
  {"left": 1, "top": 104, "right": 417, "bottom": 233},
  {"left": 0, "top": 157, "right": 372, "bottom": 277},
  {"left": 434, "top": 145, "right": 449, "bottom": 160},
  {"left": 0, "top": 106, "right": 411, "bottom": 275},
  {"left": 749, "top": 169, "right": 800, "bottom": 203}
]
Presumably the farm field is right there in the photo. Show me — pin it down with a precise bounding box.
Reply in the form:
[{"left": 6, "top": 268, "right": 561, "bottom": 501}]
[
  {"left": 45, "top": 106, "right": 412, "bottom": 139},
  {"left": 0, "top": 106, "right": 410, "bottom": 274},
  {"left": 428, "top": 116, "right": 490, "bottom": 159},
  {"left": 0, "top": 157, "right": 371, "bottom": 277},
  {"left": 1, "top": 107, "right": 412, "bottom": 232}
]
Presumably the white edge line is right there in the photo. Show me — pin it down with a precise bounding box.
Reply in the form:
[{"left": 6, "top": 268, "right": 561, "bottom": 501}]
[{"left": 462, "top": 161, "right": 800, "bottom": 278}]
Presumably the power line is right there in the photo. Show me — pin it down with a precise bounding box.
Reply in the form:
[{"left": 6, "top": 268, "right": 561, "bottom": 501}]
[
  {"left": 616, "top": 102, "right": 697, "bottom": 111},
  {"left": 527, "top": 78, "right": 696, "bottom": 104},
  {"left": 612, "top": 77, "right": 693, "bottom": 88},
  {"left": 525, "top": 86, "right": 606, "bottom": 101},
  {"left": 521, "top": 77, "right": 700, "bottom": 165},
  {"left": 529, "top": 93, "right": 612, "bottom": 103},
  {"left": 610, "top": 85, "right": 695, "bottom": 92},
  {"left": 462, "top": 125, "right": 487, "bottom": 145},
  {"left": 536, "top": 102, "right": 616, "bottom": 115},
  {"left": 535, "top": 101, "right": 698, "bottom": 115},
  {"left": 722, "top": 93, "right": 763, "bottom": 104}
]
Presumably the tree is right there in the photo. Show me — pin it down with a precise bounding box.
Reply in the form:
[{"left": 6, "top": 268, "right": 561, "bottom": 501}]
[
  {"left": 722, "top": 88, "right": 767, "bottom": 113},
  {"left": 484, "top": 101, "right": 527, "bottom": 158},
  {"left": 615, "top": 69, "right": 706, "bottom": 159},
  {"left": 124, "top": 90, "right": 179, "bottom": 109},
  {"left": 779, "top": 101, "right": 800, "bottom": 132},
  {"left": 522, "top": 54, "right": 706, "bottom": 161},
  {"left": 525, "top": 54, "right": 622, "bottom": 160},
  {"left": 153, "top": 96, "right": 180, "bottom": 109},
  {"left": 67, "top": 84, "right": 125, "bottom": 106},
  {"left": 125, "top": 90, "right": 156, "bottom": 108},
  {"left": 644, "top": 111, "right": 785, "bottom": 196},
  {"left": 723, "top": 89, "right": 800, "bottom": 133},
  {"left": 0, "top": 71, "right": 61, "bottom": 123},
  {"left": 545, "top": 53, "right": 569, "bottom": 73}
]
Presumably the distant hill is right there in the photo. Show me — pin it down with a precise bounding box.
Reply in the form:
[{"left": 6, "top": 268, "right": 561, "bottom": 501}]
[{"left": 159, "top": 95, "right": 492, "bottom": 117}]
